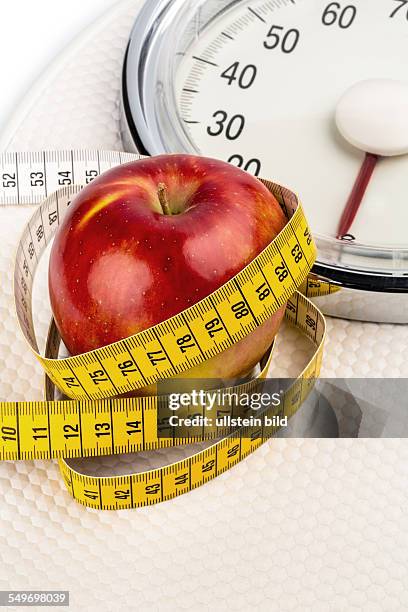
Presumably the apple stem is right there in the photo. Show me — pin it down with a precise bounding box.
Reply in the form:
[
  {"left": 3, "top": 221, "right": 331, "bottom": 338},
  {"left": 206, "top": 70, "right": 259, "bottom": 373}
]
[{"left": 157, "top": 183, "right": 172, "bottom": 216}]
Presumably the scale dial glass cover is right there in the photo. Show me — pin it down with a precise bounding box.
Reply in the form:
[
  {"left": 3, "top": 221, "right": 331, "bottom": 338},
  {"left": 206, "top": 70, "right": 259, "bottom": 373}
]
[{"left": 123, "top": 0, "right": 408, "bottom": 285}]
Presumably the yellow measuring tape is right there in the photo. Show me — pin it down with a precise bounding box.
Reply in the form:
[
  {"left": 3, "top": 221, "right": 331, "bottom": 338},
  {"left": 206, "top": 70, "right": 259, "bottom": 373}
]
[{"left": 0, "top": 150, "right": 326, "bottom": 510}]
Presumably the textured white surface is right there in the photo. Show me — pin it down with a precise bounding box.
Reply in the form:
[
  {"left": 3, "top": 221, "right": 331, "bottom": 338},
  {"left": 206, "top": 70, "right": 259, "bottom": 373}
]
[
  {"left": 0, "top": 0, "right": 118, "bottom": 134},
  {"left": 0, "top": 1, "right": 407, "bottom": 610}
]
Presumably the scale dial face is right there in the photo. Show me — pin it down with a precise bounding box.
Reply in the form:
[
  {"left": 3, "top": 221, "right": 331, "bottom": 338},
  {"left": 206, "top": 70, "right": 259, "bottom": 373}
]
[{"left": 171, "top": 0, "right": 408, "bottom": 247}]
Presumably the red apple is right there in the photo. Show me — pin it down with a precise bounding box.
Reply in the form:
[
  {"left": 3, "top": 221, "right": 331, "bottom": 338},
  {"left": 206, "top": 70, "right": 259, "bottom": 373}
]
[{"left": 48, "top": 155, "right": 287, "bottom": 381}]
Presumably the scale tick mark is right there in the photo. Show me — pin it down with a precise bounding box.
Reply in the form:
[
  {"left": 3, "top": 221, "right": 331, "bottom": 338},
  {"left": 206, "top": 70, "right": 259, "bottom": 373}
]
[
  {"left": 192, "top": 56, "right": 219, "bottom": 67},
  {"left": 248, "top": 7, "right": 266, "bottom": 22}
]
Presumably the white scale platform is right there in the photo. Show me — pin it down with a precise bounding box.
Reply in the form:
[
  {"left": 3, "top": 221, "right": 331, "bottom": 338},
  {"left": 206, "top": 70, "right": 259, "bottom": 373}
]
[{"left": 0, "top": 1, "right": 407, "bottom": 610}]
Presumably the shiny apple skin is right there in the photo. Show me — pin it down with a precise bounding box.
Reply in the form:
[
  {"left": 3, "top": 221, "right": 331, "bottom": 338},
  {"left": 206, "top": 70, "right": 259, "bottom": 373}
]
[{"left": 49, "top": 155, "right": 287, "bottom": 380}]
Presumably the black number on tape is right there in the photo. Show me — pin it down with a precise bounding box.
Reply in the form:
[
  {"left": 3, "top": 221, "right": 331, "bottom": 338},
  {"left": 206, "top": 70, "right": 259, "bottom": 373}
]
[
  {"left": 118, "top": 360, "right": 138, "bottom": 376},
  {"left": 275, "top": 262, "right": 289, "bottom": 282},
  {"left": 304, "top": 228, "right": 312, "bottom": 246},
  {"left": 36, "top": 225, "right": 44, "bottom": 242},
  {"left": 48, "top": 211, "right": 58, "bottom": 225},
  {"left": 147, "top": 350, "right": 167, "bottom": 366},
  {"left": 127, "top": 421, "right": 141, "bottom": 435},
  {"left": 21, "top": 277, "right": 27, "bottom": 295},
  {"left": 115, "top": 489, "right": 131, "bottom": 500},
  {"left": 1, "top": 426, "right": 17, "bottom": 442},
  {"left": 2, "top": 173, "right": 16, "bottom": 188},
  {"left": 256, "top": 283, "right": 271, "bottom": 301},
  {"left": 33, "top": 427, "right": 48, "bottom": 441},
  {"left": 63, "top": 424, "right": 79, "bottom": 439},
  {"left": 90, "top": 370, "right": 108, "bottom": 385},
  {"left": 291, "top": 244, "right": 303, "bottom": 264},
  {"left": 85, "top": 170, "right": 98, "bottom": 184},
  {"left": 227, "top": 444, "right": 240, "bottom": 459},
  {"left": 306, "top": 315, "right": 317, "bottom": 330},
  {"left": 145, "top": 483, "right": 161, "bottom": 495},
  {"left": 175, "top": 473, "right": 189, "bottom": 486},
  {"left": 202, "top": 459, "right": 215, "bottom": 473},
  {"left": 63, "top": 377, "right": 80, "bottom": 389},
  {"left": 95, "top": 423, "right": 110, "bottom": 437},
  {"left": 84, "top": 490, "right": 99, "bottom": 500},
  {"left": 286, "top": 300, "right": 296, "bottom": 314},
  {"left": 58, "top": 171, "right": 73, "bottom": 186},
  {"left": 30, "top": 172, "right": 45, "bottom": 187},
  {"left": 205, "top": 318, "right": 223, "bottom": 338},
  {"left": 232, "top": 301, "right": 250, "bottom": 319},
  {"left": 177, "top": 334, "right": 196, "bottom": 353}
]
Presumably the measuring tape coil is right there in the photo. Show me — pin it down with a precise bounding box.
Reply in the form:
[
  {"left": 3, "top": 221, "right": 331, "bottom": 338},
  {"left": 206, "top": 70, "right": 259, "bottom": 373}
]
[{"left": 0, "top": 150, "right": 325, "bottom": 509}]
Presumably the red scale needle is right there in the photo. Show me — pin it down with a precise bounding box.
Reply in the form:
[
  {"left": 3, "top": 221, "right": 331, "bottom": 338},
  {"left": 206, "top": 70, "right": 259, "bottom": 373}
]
[{"left": 336, "top": 153, "right": 380, "bottom": 240}]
